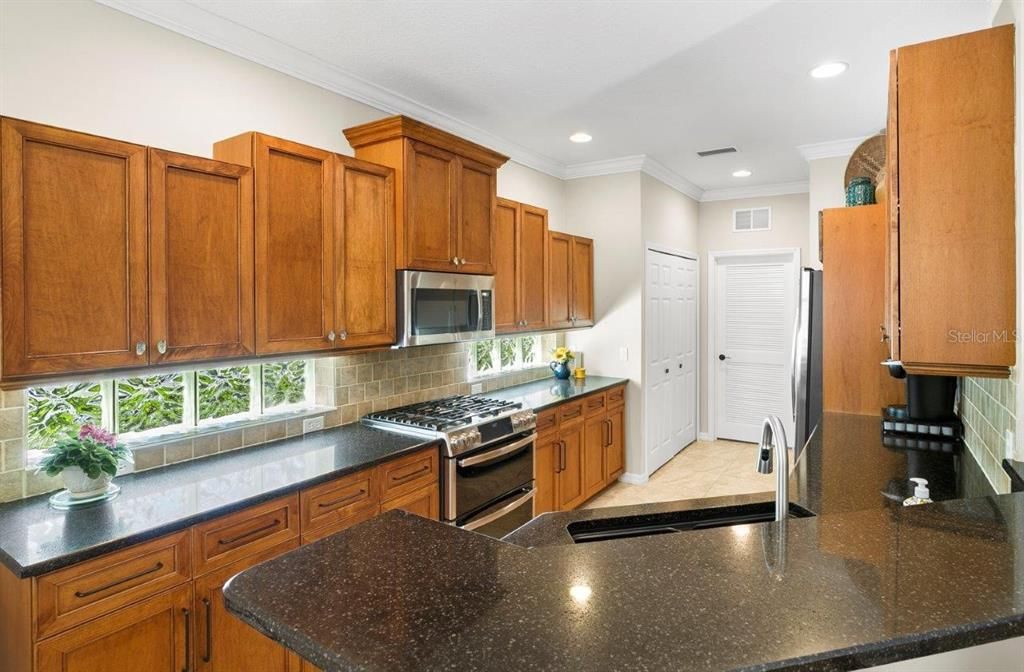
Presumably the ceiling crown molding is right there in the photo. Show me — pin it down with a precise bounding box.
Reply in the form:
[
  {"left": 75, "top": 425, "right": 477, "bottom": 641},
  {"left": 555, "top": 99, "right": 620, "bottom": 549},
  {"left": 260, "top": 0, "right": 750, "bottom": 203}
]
[
  {"left": 95, "top": 0, "right": 567, "bottom": 177},
  {"left": 563, "top": 155, "right": 704, "bottom": 201},
  {"left": 796, "top": 136, "right": 867, "bottom": 161},
  {"left": 638, "top": 156, "right": 704, "bottom": 201},
  {"left": 699, "top": 180, "right": 809, "bottom": 203}
]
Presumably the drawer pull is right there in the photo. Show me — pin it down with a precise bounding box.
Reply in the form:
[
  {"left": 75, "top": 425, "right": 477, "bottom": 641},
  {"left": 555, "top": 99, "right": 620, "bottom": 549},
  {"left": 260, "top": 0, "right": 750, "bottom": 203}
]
[
  {"left": 562, "top": 408, "right": 582, "bottom": 420},
  {"left": 317, "top": 489, "right": 366, "bottom": 509},
  {"left": 217, "top": 519, "right": 281, "bottom": 546},
  {"left": 73, "top": 561, "right": 165, "bottom": 598},
  {"left": 182, "top": 607, "right": 192, "bottom": 672},
  {"left": 390, "top": 464, "right": 430, "bottom": 484},
  {"left": 202, "top": 597, "right": 213, "bottom": 663}
]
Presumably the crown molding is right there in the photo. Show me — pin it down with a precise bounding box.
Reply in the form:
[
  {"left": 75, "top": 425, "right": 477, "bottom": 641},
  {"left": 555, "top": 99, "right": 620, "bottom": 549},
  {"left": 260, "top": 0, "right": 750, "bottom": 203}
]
[
  {"left": 563, "top": 155, "right": 703, "bottom": 201},
  {"left": 796, "top": 136, "right": 866, "bottom": 161},
  {"left": 638, "top": 156, "right": 704, "bottom": 201},
  {"left": 699, "top": 180, "right": 809, "bottom": 203},
  {"left": 95, "top": 0, "right": 566, "bottom": 177}
]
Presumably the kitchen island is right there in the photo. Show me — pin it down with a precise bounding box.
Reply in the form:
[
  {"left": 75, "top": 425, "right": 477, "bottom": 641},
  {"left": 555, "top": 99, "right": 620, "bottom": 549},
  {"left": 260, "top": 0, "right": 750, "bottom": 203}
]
[{"left": 222, "top": 413, "right": 1024, "bottom": 671}]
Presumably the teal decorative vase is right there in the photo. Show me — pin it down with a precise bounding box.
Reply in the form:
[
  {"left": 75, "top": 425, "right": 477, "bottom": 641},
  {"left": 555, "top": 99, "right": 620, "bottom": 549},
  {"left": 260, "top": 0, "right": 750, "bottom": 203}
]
[
  {"left": 846, "top": 176, "right": 876, "bottom": 206},
  {"left": 549, "top": 361, "right": 571, "bottom": 380}
]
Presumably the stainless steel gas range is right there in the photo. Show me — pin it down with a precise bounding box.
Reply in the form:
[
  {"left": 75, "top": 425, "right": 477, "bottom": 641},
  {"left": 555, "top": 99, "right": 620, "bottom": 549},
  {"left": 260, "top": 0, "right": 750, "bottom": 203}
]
[{"left": 362, "top": 396, "right": 537, "bottom": 538}]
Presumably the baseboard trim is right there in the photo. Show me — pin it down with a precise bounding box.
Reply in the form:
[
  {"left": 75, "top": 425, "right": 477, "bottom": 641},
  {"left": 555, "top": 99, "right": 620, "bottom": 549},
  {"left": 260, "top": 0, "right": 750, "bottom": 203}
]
[
  {"left": 619, "top": 471, "right": 648, "bottom": 485},
  {"left": 698, "top": 432, "right": 714, "bottom": 441}
]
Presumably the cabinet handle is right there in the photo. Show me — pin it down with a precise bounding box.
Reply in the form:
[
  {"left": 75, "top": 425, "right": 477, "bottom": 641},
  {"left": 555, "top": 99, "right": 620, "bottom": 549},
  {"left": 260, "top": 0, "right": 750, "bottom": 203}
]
[
  {"left": 459, "top": 257, "right": 467, "bottom": 265},
  {"left": 327, "top": 330, "right": 336, "bottom": 342},
  {"left": 452, "top": 256, "right": 460, "bottom": 265},
  {"left": 880, "top": 325, "right": 888, "bottom": 342},
  {"left": 339, "top": 330, "right": 348, "bottom": 340},
  {"left": 74, "top": 561, "right": 165, "bottom": 598},
  {"left": 390, "top": 464, "right": 430, "bottom": 484},
  {"left": 182, "top": 608, "right": 192, "bottom": 672},
  {"left": 562, "top": 407, "right": 581, "bottom": 420},
  {"left": 317, "top": 489, "right": 366, "bottom": 509},
  {"left": 136, "top": 341, "right": 146, "bottom": 356},
  {"left": 217, "top": 519, "right": 281, "bottom": 546},
  {"left": 202, "top": 597, "right": 213, "bottom": 663},
  {"left": 559, "top": 440, "right": 566, "bottom": 472},
  {"left": 156, "top": 340, "right": 167, "bottom": 354}
]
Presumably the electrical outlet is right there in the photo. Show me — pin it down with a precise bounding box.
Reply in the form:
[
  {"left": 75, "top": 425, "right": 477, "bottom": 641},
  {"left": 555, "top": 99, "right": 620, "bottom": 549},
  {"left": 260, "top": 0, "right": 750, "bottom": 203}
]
[
  {"left": 303, "top": 416, "right": 325, "bottom": 434},
  {"left": 619, "top": 346, "right": 629, "bottom": 362},
  {"left": 471, "top": 383, "right": 483, "bottom": 394}
]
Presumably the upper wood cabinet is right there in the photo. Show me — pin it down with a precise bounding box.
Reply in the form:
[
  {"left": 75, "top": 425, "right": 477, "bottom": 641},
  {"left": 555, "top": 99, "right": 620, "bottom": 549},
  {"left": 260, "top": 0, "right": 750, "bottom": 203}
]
[
  {"left": 547, "top": 231, "right": 594, "bottom": 329},
  {"left": 149, "top": 149, "right": 255, "bottom": 364},
  {"left": 495, "top": 198, "right": 549, "bottom": 333},
  {"left": 344, "top": 115, "right": 507, "bottom": 274},
  {"left": 1, "top": 118, "right": 149, "bottom": 381},
  {"left": 214, "top": 133, "right": 336, "bottom": 355},
  {"left": 886, "top": 25, "right": 1015, "bottom": 378}
]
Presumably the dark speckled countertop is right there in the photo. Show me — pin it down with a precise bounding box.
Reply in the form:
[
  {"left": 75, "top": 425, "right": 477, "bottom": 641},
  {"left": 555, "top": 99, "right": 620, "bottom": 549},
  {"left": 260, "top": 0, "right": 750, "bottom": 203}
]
[
  {"left": 483, "top": 375, "right": 627, "bottom": 411},
  {"left": 1004, "top": 459, "right": 1024, "bottom": 493},
  {"left": 222, "top": 413, "right": 1024, "bottom": 672}
]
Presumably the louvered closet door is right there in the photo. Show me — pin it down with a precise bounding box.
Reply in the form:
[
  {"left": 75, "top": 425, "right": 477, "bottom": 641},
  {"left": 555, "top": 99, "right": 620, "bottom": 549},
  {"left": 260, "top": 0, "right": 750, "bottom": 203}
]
[{"left": 715, "top": 254, "right": 797, "bottom": 444}]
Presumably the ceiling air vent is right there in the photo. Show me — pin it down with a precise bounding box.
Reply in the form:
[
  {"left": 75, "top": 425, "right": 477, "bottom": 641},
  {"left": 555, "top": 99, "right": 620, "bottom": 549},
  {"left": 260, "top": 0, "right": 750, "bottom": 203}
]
[
  {"left": 733, "top": 207, "right": 771, "bottom": 232},
  {"left": 697, "top": 146, "right": 737, "bottom": 157}
]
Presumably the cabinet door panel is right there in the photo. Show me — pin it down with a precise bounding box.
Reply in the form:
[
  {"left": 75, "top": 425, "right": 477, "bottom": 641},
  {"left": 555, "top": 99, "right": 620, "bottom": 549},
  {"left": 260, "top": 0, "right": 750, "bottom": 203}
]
[
  {"left": 1, "top": 118, "right": 148, "bottom": 378},
  {"left": 557, "top": 425, "right": 586, "bottom": 511},
  {"left": 36, "top": 584, "right": 191, "bottom": 672},
  {"left": 534, "top": 432, "right": 559, "bottom": 516},
  {"left": 405, "top": 141, "right": 457, "bottom": 271},
  {"left": 605, "top": 406, "right": 625, "bottom": 484},
  {"left": 519, "top": 205, "right": 549, "bottom": 329},
  {"left": 583, "top": 416, "right": 606, "bottom": 500},
  {"left": 255, "top": 135, "right": 335, "bottom": 354},
  {"left": 380, "top": 483, "right": 439, "bottom": 520},
  {"left": 494, "top": 198, "right": 520, "bottom": 332},
  {"left": 456, "top": 157, "right": 495, "bottom": 274},
  {"left": 149, "top": 149, "right": 254, "bottom": 363},
  {"left": 335, "top": 156, "right": 395, "bottom": 348},
  {"left": 194, "top": 540, "right": 302, "bottom": 672},
  {"left": 571, "top": 236, "right": 595, "bottom": 326},
  {"left": 547, "top": 232, "right": 573, "bottom": 329}
]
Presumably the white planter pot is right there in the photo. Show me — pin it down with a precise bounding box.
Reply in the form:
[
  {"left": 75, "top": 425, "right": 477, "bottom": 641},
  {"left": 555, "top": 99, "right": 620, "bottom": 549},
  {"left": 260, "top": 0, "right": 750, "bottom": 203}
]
[{"left": 61, "top": 466, "right": 113, "bottom": 499}]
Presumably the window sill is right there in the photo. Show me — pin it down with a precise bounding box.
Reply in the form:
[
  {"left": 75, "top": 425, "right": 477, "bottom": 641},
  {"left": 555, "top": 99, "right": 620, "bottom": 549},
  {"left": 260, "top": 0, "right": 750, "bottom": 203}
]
[{"left": 468, "top": 364, "right": 550, "bottom": 383}]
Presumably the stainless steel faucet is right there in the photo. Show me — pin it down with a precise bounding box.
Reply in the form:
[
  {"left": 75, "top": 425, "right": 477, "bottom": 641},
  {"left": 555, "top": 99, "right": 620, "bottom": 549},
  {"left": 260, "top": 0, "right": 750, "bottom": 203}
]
[{"left": 756, "top": 416, "right": 789, "bottom": 522}]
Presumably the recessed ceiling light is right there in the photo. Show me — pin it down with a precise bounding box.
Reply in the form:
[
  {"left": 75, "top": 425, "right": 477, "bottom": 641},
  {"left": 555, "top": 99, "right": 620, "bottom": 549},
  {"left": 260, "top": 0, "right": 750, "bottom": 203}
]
[
  {"left": 569, "top": 132, "right": 592, "bottom": 144},
  {"left": 732, "top": 169, "right": 752, "bottom": 178},
  {"left": 810, "top": 61, "right": 848, "bottom": 79}
]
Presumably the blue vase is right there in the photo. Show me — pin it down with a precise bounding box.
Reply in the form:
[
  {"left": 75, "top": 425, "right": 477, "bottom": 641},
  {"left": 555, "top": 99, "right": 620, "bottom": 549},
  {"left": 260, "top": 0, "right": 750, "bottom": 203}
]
[
  {"left": 846, "top": 176, "right": 876, "bottom": 206},
  {"left": 550, "top": 361, "right": 571, "bottom": 380}
]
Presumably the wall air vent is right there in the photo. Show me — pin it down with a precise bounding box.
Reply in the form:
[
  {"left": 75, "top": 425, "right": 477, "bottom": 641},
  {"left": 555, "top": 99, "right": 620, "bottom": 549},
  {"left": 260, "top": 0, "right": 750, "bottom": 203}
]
[
  {"left": 733, "top": 207, "right": 771, "bottom": 232},
  {"left": 697, "top": 146, "right": 738, "bottom": 157}
]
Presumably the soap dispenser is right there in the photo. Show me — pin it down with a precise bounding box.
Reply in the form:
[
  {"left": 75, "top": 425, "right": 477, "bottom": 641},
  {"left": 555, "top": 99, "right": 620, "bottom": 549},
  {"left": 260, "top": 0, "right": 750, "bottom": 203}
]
[{"left": 903, "top": 478, "right": 933, "bottom": 506}]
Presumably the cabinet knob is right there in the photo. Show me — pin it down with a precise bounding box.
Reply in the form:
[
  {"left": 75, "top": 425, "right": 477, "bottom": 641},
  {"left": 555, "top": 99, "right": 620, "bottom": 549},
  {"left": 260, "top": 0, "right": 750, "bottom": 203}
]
[
  {"left": 327, "top": 331, "right": 336, "bottom": 342},
  {"left": 157, "top": 340, "right": 167, "bottom": 354},
  {"left": 459, "top": 257, "right": 466, "bottom": 265},
  {"left": 452, "top": 256, "right": 460, "bottom": 265},
  {"left": 135, "top": 342, "right": 146, "bottom": 356},
  {"left": 340, "top": 330, "right": 348, "bottom": 340}
]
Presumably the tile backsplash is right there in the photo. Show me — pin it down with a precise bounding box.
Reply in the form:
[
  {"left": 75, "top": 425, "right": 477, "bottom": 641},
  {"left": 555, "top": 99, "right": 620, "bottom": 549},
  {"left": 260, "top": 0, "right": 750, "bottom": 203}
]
[
  {"left": 0, "top": 341, "right": 556, "bottom": 503},
  {"left": 960, "top": 371, "right": 1017, "bottom": 494}
]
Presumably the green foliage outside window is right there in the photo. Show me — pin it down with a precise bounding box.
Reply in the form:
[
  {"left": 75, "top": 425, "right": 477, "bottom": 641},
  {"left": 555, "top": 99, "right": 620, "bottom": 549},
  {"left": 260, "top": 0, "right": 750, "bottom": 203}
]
[
  {"left": 473, "top": 340, "right": 495, "bottom": 373},
  {"left": 198, "top": 367, "right": 251, "bottom": 421},
  {"left": 263, "top": 361, "right": 306, "bottom": 408},
  {"left": 26, "top": 383, "right": 103, "bottom": 450},
  {"left": 499, "top": 338, "right": 517, "bottom": 369},
  {"left": 117, "top": 374, "right": 184, "bottom": 433},
  {"left": 520, "top": 336, "right": 537, "bottom": 364}
]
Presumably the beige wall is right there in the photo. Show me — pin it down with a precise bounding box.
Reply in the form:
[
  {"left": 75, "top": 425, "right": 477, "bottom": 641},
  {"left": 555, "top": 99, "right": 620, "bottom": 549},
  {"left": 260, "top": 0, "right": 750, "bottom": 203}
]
[
  {"left": 807, "top": 156, "right": 850, "bottom": 271},
  {"left": 497, "top": 162, "right": 567, "bottom": 232},
  {"left": 696, "top": 193, "right": 810, "bottom": 432},
  {"left": 641, "top": 173, "right": 700, "bottom": 253}
]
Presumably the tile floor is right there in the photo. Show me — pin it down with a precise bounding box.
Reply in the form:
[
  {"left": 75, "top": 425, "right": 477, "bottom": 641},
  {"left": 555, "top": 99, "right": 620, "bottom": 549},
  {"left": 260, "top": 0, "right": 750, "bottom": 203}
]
[{"left": 583, "top": 439, "right": 774, "bottom": 509}]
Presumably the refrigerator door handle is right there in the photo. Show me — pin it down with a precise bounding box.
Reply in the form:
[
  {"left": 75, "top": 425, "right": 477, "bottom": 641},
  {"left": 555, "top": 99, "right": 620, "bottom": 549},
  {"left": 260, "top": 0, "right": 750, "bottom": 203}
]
[{"left": 791, "top": 271, "right": 809, "bottom": 423}]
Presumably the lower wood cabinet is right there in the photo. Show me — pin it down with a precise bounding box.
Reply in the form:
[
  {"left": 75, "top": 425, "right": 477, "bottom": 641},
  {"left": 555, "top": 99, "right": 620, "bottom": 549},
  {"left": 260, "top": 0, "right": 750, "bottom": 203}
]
[
  {"left": 36, "top": 584, "right": 192, "bottom": 672},
  {"left": 193, "top": 541, "right": 302, "bottom": 672},
  {"left": 556, "top": 422, "right": 587, "bottom": 511},
  {"left": 380, "top": 483, "right": 440, "bottom": 519},
  {"left": 605, "top": 404, "right": 625, "bottom": 482},
  {"left": 534, "top": 432, "right": 559, "bottom": 516},
  {"left": 583, "top": 414, "right": 607, "bottom": 500}
]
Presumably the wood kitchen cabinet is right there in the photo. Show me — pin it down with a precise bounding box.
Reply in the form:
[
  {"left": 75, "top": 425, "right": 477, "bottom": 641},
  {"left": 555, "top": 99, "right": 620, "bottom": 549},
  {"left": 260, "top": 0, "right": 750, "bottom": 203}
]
[
  {"left": 149, "top": 149, "right": 255, "bottom": 364},
  {"left": 556, "top": 415, "right": 587, "bottom": 511},
  {"left": 885, "top": 25, "right": 1015, "bottom": 378},
  {"left": 0, "top": 118, "right": 149, "bottom": 381},
  {"left": 495, "top": 198, "right": 549, "bottom": 333},
  {"left": 344, "top": 115, "right": 507, "bottom": 274},
  {"left": 547, "top": 231, "right": 594, "bottom": 329},
  {"left": 534, "top": 429, "right": 560, "bottom": 516},
  {"left": 583, "top": 414, "right": 607, "bottom": 500},
  {"left": 604, "top": 403, "right": 625, "bottom": 483}
]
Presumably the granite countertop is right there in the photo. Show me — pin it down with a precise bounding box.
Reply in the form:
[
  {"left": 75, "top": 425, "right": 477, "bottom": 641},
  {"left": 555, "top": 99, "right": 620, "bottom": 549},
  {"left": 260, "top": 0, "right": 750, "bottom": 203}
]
[
  {"left": 1003, "top": 459, "right": 1024, "bottom": 493},
  {"left": 222, "top": 413, "right": 1024, "bottom": 672},
  {"left": 0, "top": 424, "right": 438, "bottom": 577},
  {"left": 483, "top": 375, "right": 627, "bottom": 412}
]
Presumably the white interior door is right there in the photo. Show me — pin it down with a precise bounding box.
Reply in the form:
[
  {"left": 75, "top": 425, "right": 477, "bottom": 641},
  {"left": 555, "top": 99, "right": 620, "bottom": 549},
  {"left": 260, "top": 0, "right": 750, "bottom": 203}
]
[
  {"left": 645, "top": 250, "right": 698, "bottom": 475},
  {"left": 714, "top": 253, "right": 797, "bottom": 444}
]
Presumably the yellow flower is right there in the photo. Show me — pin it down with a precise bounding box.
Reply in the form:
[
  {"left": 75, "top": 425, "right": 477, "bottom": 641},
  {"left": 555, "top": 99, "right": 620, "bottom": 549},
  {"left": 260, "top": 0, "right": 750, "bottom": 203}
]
[{"left": 551, "top": 346, "right": 575, "bottom": 363}]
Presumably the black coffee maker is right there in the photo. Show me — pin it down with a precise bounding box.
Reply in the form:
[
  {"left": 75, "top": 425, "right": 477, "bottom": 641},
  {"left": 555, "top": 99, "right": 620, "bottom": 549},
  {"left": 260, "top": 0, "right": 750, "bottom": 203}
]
[{"left": 882, "top": 372, "right": 961, "bottom": 449}]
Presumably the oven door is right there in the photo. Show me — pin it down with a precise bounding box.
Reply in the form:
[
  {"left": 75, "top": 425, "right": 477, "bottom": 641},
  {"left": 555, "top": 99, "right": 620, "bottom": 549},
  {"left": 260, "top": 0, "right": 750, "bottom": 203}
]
[
  {"left": 460, "top": 487, "right": 535, "bottom": 539},
  {"left": 449, "top": 433, "right": 534, "bottom": 523},
  {"left": 397, "top": 271, "right": 494, "bottom": 346}
]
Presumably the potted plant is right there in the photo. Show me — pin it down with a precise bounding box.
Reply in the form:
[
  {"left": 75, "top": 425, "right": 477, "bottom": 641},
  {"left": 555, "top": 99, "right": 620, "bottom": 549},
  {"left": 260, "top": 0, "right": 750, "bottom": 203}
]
[
  {"left": 37, "top": 424, "right": 131, "bottom": 499},
  {"left": 549, "top": 346, "right": 575, "bottom": 380}
]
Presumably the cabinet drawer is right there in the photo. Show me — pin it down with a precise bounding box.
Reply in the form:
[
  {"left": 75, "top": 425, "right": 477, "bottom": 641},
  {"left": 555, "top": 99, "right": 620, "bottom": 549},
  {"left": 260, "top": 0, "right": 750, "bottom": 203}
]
[
  {"left": 607, "top": 385, "right": 626, "bottom": 408},
  {"left": 535, "top": 408, "right": 558, "bottom": 434},
  {"left": 301, "top": 468, "right": 378, "bottom": 533},
  {"left": 192, "top": 495, "right": 299, "bottom": 576},
  {"left": 380, "top": 483, "right": 439, "bottom": 520},
  {"left": 35, "top": 530, "right": 191, "bottom": 639},
  {"left": 301, "top": 506, "right": 380, "bottom": 544},
  {"left": 584, "top": 393, "right": 607, "bottom": 417},
  {"left": 557, "top": 400, "right": 585, "bottom": 425},
  {"left": 377, "top": 448, "right": 438, "bottom": 502}
]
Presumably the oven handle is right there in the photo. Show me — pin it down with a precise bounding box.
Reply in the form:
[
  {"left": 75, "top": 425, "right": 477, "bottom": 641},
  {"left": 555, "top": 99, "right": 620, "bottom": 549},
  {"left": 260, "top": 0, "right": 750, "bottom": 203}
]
[
  {"left": 461, "top": 489, "right": 535, "bottom": 531},
  {"left": 456, "top": 434, "right": 535, "bottom": 468}
]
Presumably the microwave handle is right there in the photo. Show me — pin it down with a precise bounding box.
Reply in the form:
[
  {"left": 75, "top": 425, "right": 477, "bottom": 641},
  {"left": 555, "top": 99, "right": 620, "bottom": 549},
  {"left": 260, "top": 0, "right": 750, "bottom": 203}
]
[{"left": 469, "top": 290, "right": 480, "bottom": 330}]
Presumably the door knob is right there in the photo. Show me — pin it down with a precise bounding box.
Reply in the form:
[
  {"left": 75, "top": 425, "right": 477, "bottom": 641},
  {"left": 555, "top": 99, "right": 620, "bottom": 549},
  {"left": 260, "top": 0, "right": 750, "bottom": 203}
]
[
  {"left": 718, "top": 354, "right": 728, "bottom": 361},
  {"left": 678, "top": 364, "right": 682, "bottom": 369}
]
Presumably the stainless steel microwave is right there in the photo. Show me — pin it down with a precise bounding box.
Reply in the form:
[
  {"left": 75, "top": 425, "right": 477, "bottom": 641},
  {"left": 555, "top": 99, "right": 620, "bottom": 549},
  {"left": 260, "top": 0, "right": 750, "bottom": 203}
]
[{"left": 396, "top": 271, "right": 494, "bottom": 347}]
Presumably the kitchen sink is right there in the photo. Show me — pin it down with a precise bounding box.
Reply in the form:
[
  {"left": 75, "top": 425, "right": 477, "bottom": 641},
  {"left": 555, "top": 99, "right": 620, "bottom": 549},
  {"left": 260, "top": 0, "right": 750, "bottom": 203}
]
[{"left": 567, "top": 502, "right": 815, "bottom": 544}]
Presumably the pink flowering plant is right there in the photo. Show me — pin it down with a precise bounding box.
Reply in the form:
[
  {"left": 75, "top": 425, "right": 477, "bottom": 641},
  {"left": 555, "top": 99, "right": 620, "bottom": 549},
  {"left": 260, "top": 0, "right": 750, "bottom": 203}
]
[{"left": 37, "top": 424, "right": 131, "bottom": 479}]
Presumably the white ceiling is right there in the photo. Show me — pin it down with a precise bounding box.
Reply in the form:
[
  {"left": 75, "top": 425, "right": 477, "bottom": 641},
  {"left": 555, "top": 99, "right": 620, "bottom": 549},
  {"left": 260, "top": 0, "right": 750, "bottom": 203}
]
[{"left": 101, "top": 0, "right": 994, "bottom": 196}]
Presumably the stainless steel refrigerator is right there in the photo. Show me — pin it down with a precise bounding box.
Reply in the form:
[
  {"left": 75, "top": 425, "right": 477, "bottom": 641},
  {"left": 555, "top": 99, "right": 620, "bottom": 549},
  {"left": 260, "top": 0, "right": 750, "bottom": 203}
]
[{"left": 792, "top": 268, "right": 823, "bottom": 457}]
